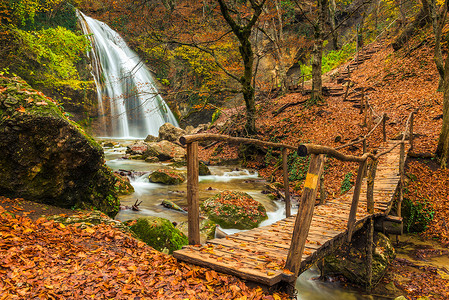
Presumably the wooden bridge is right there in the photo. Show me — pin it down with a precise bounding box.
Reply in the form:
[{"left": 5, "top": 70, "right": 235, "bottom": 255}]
[{"left": 173, "top": 112, "right": 415, "bottom": 289}]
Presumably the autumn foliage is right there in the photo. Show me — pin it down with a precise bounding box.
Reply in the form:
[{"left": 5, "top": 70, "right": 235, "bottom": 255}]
[{"left": 0, "top": 204, "right": 288, "bottom": 299}]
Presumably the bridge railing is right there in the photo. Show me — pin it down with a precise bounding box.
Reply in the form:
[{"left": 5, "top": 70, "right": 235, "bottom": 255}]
[
  {"left": 179, "top": 134, "right": 297, "bottom": 245},
  {"left": 285, "top": 110, "right": 414, "bottom": 277}
]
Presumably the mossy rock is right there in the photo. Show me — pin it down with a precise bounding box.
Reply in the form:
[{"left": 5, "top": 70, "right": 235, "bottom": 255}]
[
  {"left": 321, "top": 230, "right": 395, "bottom": 286},
  {"left": 47, "top": 210, "right": 131, "bottom": 234},
  {"left": 128, "top": 216, "right": 188, "bottom": 253},
  {"left": 113, "top": 173, "right": 135, "bottom": 195},
  {"left": 199, "top": 161, "right": 211, "bottom": 176},
  {"left": 201, "top": 191, "right": 267, "bottom": 230},
  {"left": 0, "top": 76, "right": 119, "bottom": 217},
  {"left": 177, "top": 219, "right": 216, "bottom": 244},
  {"left": 149, "top": 169, "right": 186, "bottom": 185}
]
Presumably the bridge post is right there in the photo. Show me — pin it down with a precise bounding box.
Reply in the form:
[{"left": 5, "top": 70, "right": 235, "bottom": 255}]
[
  {"left": 186, "top": 142, "right": 200, "bottom": 245},
  {"left": 397, "top": 142, "right": 406, "bottom": 219},
  {"left": 282, "top": 148, "right": 291, "bottom": 218},
  {"left": 382, "top": 113, "right": 387, "bottom": 142},
  {"left": 366, "top": 158, "right": 378, "bottom": 214},
  {"left": 285, "top": 154, "right": 324, "bottom": 277},
  {"left": 347, "top": 159, "right": 368, "bottom": 242}
]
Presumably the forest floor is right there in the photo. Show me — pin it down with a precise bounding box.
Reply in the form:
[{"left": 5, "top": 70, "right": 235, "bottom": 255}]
[{"left": 1, "top": 30, "right": 449, "bottom": 299}]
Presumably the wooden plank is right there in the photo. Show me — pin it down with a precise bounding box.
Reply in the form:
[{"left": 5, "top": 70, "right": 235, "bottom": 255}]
[{"left": 173, "top": 249, "right": 285, "bottom": 285}]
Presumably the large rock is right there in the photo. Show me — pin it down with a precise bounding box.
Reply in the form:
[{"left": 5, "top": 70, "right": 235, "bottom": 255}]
[
  {"left": 0, "top": 76, "right": 119, "bottom": 217},
  {"left": 158, "top": 122, "right": 186, "bottom": 143},
  {"left": 201, "top": 191, "right": 268, "bottom": 230},
  {"left": 128, "top": 216, "right": 188, "bottom": 254},
  {"left": 149, "top": 169, "right": 186, "bottom": 185},
  {"left": 146, "top": 140, "right": 186, "bottom": 161},
  {"left": 321, "top": 230, "right": 395, "bottom": 286}
]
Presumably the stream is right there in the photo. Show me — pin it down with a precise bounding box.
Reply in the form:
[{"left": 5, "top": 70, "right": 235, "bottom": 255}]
[{"left": 104, "top": 140, "right": 378, "bottom": 299}]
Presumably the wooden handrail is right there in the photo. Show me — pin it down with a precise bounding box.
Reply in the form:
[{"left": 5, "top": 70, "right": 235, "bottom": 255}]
[
  {"left": 180, "top": 133, "right": 297, "bottom": 150},
  {"left": 336, "top": 113, "right": 387, "bottom": 151},
  {"left": 298, "top": 143, "right": 373, "bottom": 162}
]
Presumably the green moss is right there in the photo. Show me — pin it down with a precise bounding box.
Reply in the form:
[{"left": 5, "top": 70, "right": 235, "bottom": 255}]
[
  {"left": 129, "top": 217, "right": 188, "bottom": 253},
  {"left": 201, "top": 191, "right": 267, "bottom": 230},
  {"left": 149, "top": 169, "right": 186, "bottom": 185}
]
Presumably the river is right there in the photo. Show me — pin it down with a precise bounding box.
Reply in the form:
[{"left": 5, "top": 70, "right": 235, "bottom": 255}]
[{"left": 104, "top": 139, "right": 378, "bottom": 299}]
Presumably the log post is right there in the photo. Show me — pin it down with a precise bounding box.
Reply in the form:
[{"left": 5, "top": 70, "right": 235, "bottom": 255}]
[
  {"left": 409, "top": 111, "right": 414, "bottom": 153},
  {"left": 319, "top": 174, "right": 327, "bottom": 205},
  {"left": 382, "top": 113, "right": 387, "bottom": 142},
  {"left": 366, "top": 158, "right": 378, "bottom": 214},
  {"left": 397, "top": 142, "right": 405, "bottom": 218},
  {"left": 285, "top": 154, "right": 325, "bottom": 277},
  {"left": 187, "top": 142, "right": 200, "bottom": 245},
  {"left": 282, "top": 148, "right": 291, "bottom": 218},
  {"left": 347, "top": 159, "right": 368, "bottom": 242},
  {"left": 367, "top": 217, "right": 374, "bottom": 292}
]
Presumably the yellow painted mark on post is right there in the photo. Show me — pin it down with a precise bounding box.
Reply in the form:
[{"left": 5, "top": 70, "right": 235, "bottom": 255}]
[{"left": 304, "top": 173, "right": 319, "bottom": 189}]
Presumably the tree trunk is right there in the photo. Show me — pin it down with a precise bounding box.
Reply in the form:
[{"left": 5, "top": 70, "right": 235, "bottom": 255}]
[
  {"left": 392, "top": 0, "right": 431, "bottom": 51},
  {"left": 240, "top": 35, "right": 257, "bottom": 135},
  {"left": 311, "top": 37, "right": 323, "bottom": 101},
  {"left": 311, "top": 0, "right": 328, "bottom": 101},
  {"left": 436, "top": 51, "right": 449, "bottom": 167},
  {"left": 329, "top": 0, "right": 338, "bottom": 50},
  {"left": 217, "top": 0, "right": 265, "bottom": 136},
  {"left": 430, "top": 0, "right": 448, "bottom": 89}
]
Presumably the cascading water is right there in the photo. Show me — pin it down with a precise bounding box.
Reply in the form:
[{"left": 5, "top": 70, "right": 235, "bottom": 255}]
[{"left": 78, "top": 11, "right": 179, "bottom": 138}]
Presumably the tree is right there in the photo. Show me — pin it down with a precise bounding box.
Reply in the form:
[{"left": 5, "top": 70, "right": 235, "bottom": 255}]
[
  {"left": 437, "top": 51, "right": 449, "bottom": 167},
  {"left": 433, "top": 0, "right": 449, "bottom": 166},
  {"left": 216, "top": 0, "right": 266, "bottom": 135}
]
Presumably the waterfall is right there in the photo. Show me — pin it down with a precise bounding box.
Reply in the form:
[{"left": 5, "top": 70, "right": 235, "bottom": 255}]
[{"left": 78, "top": 11, "right": 179, "bottom": 138}]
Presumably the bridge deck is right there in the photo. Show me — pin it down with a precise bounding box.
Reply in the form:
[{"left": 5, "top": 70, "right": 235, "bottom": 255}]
[{"left": 173, "top": 141, "right": 405, "bottom": 286}]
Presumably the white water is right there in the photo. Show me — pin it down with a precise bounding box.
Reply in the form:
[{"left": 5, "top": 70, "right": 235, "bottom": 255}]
[{"left": 78, "top": 12, "right": 178, "bottom": 138}]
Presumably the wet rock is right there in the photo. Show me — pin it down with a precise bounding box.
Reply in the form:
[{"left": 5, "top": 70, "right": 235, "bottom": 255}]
[
  {"left": 201, "top": 191, "right": 267, "bottom": 230},
  {"left": 144, "top": 156, "right": 159, "bottom": 163},
  {"left": 127, "top": 216, "right": 188, "bottom": 254},
  {"left": 321, "top": 230, "right": 395, "bottom": 286},
  {"left": 146, "top": 140, "right": 186, "bottom": 161},
  {"left": 199, "top": 161, "right": 211, "bottom": 176},
  {"left": 144, "top": 134, "right": 159, "bottom": 143},
  {"left": 161, "top": 199, "right": 186, "bottom": 213},
  {"left": 0, "top": 76, "right": 119, "bottom": 217},
  {"left": 149, "top": 169, "right": 186, "bottom": 185},
  {"left": 126, "top": 142, "right": 148, "bottom": 155},
  {"left": 158, "top": 122, "right": 186, "bottom": 143}
]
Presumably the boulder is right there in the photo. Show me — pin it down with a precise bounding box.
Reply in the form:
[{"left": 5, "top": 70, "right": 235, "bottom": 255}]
[
  {"left": 47, "top": 210, "right": 130, "bottom": 233},
  {"left": 126, "top": 141, "right": 148, "bottom": 155},
  {"left": 321, "top": 230, "right": 395, "bottom": 286},
  {"left": 0, "top": 76, "right": 119, "bottom": 217},
  {"left": 128, "top": 216, "right": 188, "bottom": 253},
  {"left": 144, "top": 134, "right": 159, "bottom": 143},
  {"left": 149, "top": 169, "right": 186, "bottom": 185},
  {"left": 158, "top": 122, "right": 186, "bottom": 143},
  {"left": 199, "top": 161, "right": 211, "bottom": 176},
  {"left": 146, "top": 140, "right": 186, "bottom": 161},
  {"left": 201, "top": 191, "right": 267, "bottom": 230}
]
